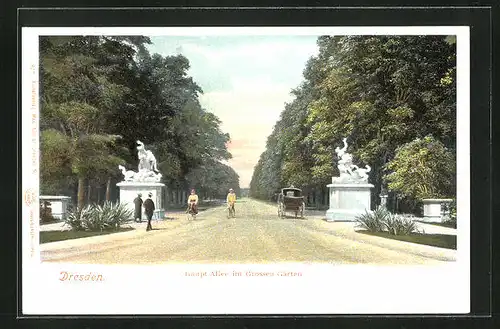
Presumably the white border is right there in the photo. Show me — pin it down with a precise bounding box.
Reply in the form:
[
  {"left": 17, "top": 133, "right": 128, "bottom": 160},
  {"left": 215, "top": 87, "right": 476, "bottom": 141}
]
[{"left": 22, "top": 26, "right": 470, "bottom": 315}]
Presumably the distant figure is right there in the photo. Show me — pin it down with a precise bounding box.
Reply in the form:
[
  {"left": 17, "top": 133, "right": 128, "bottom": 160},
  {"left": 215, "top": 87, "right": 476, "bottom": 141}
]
[
  {"left": 226, "top": 188, "right": 237, "bottom": 218},
  {"left": 143, "top": 192, "right": 155, "bottom": 231},
  {"left": 133, "top": 193, "right": 143, "bottom": 222},
  {"left": 187, "top": 189, "right": 199, "bottom": 215}
]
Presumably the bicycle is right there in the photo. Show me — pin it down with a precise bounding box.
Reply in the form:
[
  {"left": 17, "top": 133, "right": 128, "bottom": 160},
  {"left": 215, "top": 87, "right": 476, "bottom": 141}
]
[{"left": 187, "top": 202, "right": 197, "bottom": 220}]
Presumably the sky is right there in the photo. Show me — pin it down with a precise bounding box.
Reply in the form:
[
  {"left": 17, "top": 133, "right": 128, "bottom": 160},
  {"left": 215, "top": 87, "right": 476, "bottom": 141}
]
[{"left": 147, "top": 35, "right": 319, "bottom": 188}]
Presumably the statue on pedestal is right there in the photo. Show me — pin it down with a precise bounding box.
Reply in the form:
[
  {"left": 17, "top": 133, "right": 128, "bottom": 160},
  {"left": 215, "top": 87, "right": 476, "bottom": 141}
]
[{"left": 118, "top": 140, "right": 162, "bottom": 183}]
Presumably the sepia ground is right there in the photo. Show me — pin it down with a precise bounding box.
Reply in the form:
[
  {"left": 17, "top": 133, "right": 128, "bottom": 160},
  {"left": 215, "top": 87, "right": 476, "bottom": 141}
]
[{"left": 40, "top": 198, "right": 456, "bottom": 265}]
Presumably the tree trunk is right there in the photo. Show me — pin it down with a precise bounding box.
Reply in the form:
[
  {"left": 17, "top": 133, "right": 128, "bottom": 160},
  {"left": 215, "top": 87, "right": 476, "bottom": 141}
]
[
  {"left": 87, "top": 183, "right": 92, "bottom": 204},
  {"left": 106, "top": 178, "right": 112, "bottom": 201},
  {"left": 77, "top": 177, "right": 85, "bottom": 209}
]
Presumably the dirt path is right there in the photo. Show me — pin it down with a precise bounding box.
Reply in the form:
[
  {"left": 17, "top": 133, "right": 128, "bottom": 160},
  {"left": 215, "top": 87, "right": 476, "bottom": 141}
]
[{"left": 41, "top": 198, "right": 455, "bottom": 264}]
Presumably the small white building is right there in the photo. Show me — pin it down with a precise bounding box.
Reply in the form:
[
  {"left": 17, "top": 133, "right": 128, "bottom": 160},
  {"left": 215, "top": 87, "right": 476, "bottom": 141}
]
[{"left": 39, "top": 196, "right": 72, "bottom": 220}]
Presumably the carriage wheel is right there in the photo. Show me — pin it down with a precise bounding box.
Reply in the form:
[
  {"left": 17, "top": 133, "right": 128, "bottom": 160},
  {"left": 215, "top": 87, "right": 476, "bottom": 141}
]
[{"left": 282, "top": 206, "right": 286, "bottom": 218}]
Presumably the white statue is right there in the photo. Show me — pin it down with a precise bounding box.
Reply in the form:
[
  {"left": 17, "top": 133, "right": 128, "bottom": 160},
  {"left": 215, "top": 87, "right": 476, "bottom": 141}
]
[
  {"left": 137, "top": 140, "right": 159, "bottom": 173},
  {"left": 118, "top": 140, "right": 162, "bottom": 183},
  {"left": 333, "top": 137, "right": 371, "bottom": 183},
  {"left": 335, "top": 137, "right": 349, "bottom": 159},
  {"left": 351, "top": 164, "right": 371, "bottom": 182},
  {"left": 118, "top": 165, "right": 136, "bottom": 181}
]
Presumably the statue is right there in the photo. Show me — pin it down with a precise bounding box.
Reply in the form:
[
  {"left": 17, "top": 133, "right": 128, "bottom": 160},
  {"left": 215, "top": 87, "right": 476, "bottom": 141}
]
[
  {"left": 332, "top": 137, "right": 371, "bottom": 183},
  {"left": 351, "top": 164, "right": 371, "bottom": 181},
  {"left": 118, "top": 140, "right": 162, "bottom": 183},
  {"left": 118, "top": 165, "right": 136, "bottom": 182},
  {"left": 137, "top": 140, "right": 159, "bottom": 173}
]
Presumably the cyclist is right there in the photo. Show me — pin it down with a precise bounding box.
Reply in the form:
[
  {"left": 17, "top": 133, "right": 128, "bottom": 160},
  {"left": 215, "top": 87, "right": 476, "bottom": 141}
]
[
  {"left": 226, "top": 188, "right": 236, "bottom": 218},
  {"left": 187, "top": 189, "right": 199, "bottom": 215}
]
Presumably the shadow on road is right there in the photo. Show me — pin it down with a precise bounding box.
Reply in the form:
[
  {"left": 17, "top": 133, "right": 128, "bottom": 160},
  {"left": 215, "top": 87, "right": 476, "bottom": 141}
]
[
  {"left": 275, "top": 216, "right": 307, "bottom": 220},
  {"left": 321, "top": 219, "right": 354, "bottom": 223}
]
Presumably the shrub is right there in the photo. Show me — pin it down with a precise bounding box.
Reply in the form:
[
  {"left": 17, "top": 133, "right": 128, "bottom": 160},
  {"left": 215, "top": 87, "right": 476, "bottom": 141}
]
[
  {"left": 441, "top": 199, "right": 457, "bottom": 228},
  {"left": 355, "top": 207, "right": 389, "bottom": 232},
  {"left": 384, "top": 135, "right": 456, "bottom": 200},
  {"left": 384, "top": 213, "right": 419, "bottom": 236},
  {"left": 355, "top": 208, "right": 419, "bottom": 236},
  {"left": 40, "top": 201, "right": 56, "bottom": 223},
  {"left": 64, "top": 205, "right": 93, "bottom": 231},
  {"left": 64, "top": 202, "right": 133, "bottom": 232}
]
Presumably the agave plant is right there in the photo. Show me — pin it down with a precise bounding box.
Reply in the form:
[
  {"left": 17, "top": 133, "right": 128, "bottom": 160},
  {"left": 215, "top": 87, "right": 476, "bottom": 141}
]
[
  {"left": 64, "top": 202, "right": 133, "bottom": 232},
  {"left": 101, "top": 201, "right": 133, "bottom": 230},
  {"left": 384, "top": 213, "right": 418, "bottom": 236},
  {"left": 355, "top": 207, "right": 388, "bottom": 232},
  {"left": 64, "top": 205, "right": 94, "bottom": 231}
]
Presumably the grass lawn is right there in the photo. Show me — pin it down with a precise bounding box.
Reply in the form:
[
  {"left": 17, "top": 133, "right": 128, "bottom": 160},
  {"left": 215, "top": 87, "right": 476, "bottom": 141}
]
[
  {"left": 357, "top": 230, "right": 456, "bottom": 250},
  {"left": 40, "top": 227, "right": 135, "bottom": 244},
  {"left": 40, "top": 219, "right": 62, "bottom": 225},
  {"left": 417, "top": 220, "right": 457, "bottom": 229}
]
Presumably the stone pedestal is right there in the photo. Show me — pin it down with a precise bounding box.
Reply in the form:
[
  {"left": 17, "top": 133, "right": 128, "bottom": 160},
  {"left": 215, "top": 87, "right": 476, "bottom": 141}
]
[
  {"left": 422, "top": 198, "right": 453, "bottom": 222},
  {"left": 116, "top": 181, "right": 165, "bottom": 220},
  {"left": 380, "top": 194, "right": 389, "bottom": 210},
  {"left": 326, "top": 183, "right": 374, "bottom": 221},
  {"left": 39, "top": 196, "right": 72, "bottom": 220}
]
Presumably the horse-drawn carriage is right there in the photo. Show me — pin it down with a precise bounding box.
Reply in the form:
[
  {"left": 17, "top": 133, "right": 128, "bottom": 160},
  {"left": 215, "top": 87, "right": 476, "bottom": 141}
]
[{"left": 277, "top": 187, "right": 306, "bottom": 218}]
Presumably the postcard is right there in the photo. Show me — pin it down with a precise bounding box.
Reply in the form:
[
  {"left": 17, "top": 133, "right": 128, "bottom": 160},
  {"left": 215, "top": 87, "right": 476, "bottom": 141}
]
[{"left": 22, "top": 26, "right": 470, "bottom": 315}]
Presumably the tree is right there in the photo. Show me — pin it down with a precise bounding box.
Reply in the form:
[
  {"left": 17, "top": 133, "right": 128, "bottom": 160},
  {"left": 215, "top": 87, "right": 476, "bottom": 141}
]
[
  {"left": 384, "top": 135, "right": 456, "bottom": 200},
  {"left": 40, "top": 36, "right": 148, "bottom": 207},
  {"left": 40, "top": 35, "right": 238, "bottom": 205},
  {"left": 251, "top": 35, "right": 456, "bottom": 210}
]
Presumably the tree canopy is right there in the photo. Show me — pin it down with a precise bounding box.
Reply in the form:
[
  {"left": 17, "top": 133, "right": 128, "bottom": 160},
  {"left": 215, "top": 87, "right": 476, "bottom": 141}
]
[
  {"left": 40, "top": 36, "right": 239, "bottom": 206},
  {"left": 250, "top": 35, "right": 456, "bottom": 209}
]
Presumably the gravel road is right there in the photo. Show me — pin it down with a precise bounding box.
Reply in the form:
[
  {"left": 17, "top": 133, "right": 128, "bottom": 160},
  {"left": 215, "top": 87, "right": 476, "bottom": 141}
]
[{"left": 41, "top": 198, "right": 455, "bottom": 264}]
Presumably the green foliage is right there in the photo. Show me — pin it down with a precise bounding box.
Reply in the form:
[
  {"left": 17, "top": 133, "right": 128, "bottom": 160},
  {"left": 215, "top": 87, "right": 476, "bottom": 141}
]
[
  {"left": 40, "top": 201, "right": 57, "bottom": 223},
  {"left": 250, "top": 35, "right": 456, "bottom": 206},
  {"left": 64, "top": 205, "right": 91, "bottom": 231},
  {"left": 186, "top": 160, "right": 240, "bottom": 198},
  {"left": 441, "top": 199, "right": 457, "bottom": 228},
  {"left": 64, "top": 202, "right": 133, "bottom": 232},
  {"left": 355, "top": 207, "right": 389, "bottom": 232},
  {"left": 384, "top": 135, "right": 456, "bottom": 200},
  {"left": 355, "top": 208, "right": 419, "bottom": 236},
  {"left": 40, "top": 35, "right": 238, "bottom": 204},
  {"left": 383, "top": 214, "right": 419, "bottom": 236}
]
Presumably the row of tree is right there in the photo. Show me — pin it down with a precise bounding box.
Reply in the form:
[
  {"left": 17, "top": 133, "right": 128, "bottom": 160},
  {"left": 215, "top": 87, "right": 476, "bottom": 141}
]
[
  {"left": 250, "top": 35, "right": 456, "bottom": 212},
  {"left": 40, "top": 36, "right": 240, "bottom": 208}
]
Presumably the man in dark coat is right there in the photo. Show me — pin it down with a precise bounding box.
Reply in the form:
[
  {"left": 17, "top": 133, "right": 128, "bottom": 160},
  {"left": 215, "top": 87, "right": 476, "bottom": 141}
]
[
  {"left": 143, "top": 192, "right": 155, "bottom": 231},
  {"left": 133, "top": 193, "right": 143, "bottom": 222}
]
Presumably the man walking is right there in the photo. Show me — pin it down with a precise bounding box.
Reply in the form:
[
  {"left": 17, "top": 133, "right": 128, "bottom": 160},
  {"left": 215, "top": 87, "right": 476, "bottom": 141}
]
[
  {"left": 133, "top": 193, "right": 143, "bottom": 222},
  {"left": 226, "top": 188, "right": 237, "bottom": 218},
  {"left": 143, "top": 192, "right": 155, "bottom": 231}
]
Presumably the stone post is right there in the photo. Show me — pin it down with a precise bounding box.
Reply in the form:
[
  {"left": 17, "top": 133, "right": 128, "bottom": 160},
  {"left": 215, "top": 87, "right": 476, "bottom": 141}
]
[{"left": 380, "top": 193, "right": 388, "bottom": 210}]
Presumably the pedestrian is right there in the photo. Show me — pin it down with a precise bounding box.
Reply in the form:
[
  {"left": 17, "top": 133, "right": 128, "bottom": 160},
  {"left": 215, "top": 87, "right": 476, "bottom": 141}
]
[
  {"left": 133, "top": 193, "right": 143, "bottom": 222},
  {"left": 226, "top": 188, "right": 236, "bottom": 218},
  {"left": 143, "top": 192, "right": 155, "bottom": 231}
]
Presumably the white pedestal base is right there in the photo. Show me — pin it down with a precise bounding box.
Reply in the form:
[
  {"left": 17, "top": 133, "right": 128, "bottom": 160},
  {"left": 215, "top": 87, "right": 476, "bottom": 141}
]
[
  {"left": 421, "top": 198, "right": 453, "bottom": 223},
  {"left": 116, "top": 181, "right": 165, "bottom": 220},
  {"left": 325, "top": 183, "right": 374, "bottom": 222},
  {"left": 39, "top": 196, "right": 72, "bottom": 220}
]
